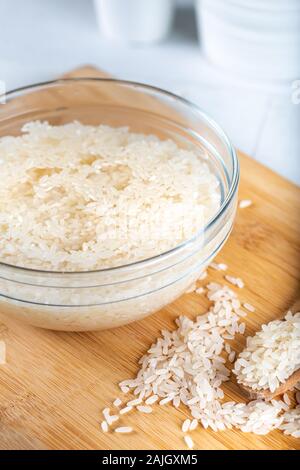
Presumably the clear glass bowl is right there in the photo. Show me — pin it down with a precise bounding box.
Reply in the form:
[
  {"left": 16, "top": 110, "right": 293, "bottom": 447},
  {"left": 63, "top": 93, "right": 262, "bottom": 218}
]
[{"left": 0, "top": 79, "right": 239, "bottom": 331}]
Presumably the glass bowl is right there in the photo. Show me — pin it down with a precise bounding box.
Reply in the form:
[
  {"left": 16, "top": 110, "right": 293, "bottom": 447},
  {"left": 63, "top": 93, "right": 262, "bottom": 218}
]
[{"left": 0, "top": 79, "right": 239, "bottom": 331}]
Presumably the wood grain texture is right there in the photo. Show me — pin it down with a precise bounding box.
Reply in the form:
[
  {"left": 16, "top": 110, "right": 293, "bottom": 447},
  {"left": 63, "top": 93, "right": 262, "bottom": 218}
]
[
  {"left": 241, "top": 368, "right": 300, "bottom": 402},
  {"left": 0, "top": 66, "right": 299, "bottom": 450}
]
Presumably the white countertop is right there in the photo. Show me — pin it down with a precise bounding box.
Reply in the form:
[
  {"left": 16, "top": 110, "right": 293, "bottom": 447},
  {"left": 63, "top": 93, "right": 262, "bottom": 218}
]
[{"left": 1, "top": 0, "right": 299, "bottom": 185}]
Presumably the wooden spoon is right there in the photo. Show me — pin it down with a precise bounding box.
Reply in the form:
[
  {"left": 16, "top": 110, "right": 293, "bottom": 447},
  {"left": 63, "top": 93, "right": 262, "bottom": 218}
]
[{"left": 238, "top": 297, "right": 300, "bottom": 401}]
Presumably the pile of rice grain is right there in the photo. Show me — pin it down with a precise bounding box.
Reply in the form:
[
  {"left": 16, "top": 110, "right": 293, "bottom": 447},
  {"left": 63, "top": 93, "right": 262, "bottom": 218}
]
[
  {"left": 0, "top": 121, "right": 220, "bottom": 271},
  {"left": 233, "top": 311, "right": 300, "bottom": 393},
  {"left": 101, "top": 282, "right": 300, "bottom": 445},
  {"left": 279, "top": 407, "right": 300, "bottom": 438}
]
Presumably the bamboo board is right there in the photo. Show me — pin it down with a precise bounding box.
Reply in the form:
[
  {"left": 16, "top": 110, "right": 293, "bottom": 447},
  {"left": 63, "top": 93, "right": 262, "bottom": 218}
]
[{"left": 0, "top": 66, "right": 299, "bottom": 450}]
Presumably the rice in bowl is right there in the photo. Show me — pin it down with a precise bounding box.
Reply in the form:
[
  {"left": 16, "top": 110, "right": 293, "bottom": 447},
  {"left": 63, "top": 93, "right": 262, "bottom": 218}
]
[
  {"left": 0, "top": 82, "right": 238, "bottom": 331},
  {"left": 0, "top": 121, "right": 220, "bottom": 271}
]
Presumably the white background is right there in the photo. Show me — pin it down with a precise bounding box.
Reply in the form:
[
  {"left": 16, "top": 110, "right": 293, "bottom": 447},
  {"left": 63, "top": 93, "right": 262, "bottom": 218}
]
[{"left": 0, "top": 0, "right": 299, "bottom": 184}]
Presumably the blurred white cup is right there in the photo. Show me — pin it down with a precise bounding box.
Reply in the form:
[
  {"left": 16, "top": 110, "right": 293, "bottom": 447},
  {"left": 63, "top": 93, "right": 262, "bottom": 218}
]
[
  {"left": 94, "top": 0, "right": 175, "bottom": 44},
  {"left": 196, "top": 0, "right": 300, "bottom": 80}
]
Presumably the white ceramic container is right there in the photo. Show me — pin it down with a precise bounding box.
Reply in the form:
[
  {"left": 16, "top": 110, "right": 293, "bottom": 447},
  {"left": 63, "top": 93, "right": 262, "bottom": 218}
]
[
  {"left": 94, "top": 0, "right": 175, "bottom": 44},
  {"left": 196, "top": 0, "right": 300, "bottom": 80}
]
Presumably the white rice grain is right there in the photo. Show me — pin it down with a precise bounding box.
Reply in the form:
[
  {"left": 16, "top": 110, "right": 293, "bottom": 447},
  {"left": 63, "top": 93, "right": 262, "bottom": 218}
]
[
  {"left": 101, "top": 421, "right": 109, "bottom": 433},
  {"left": 184, "top": 435, "right": 194, "bottom": 449},
  {"left": 229, "top": 351, "right": 236, "bottom": 363},
  {"left": 243, "top": 303, "right": 255, "bottom": 313},
  {"left": 120, "top": 406, "right": 133, "bottom": 415},
  {"left": 210, "top": 262, "right": 228, "bottom": 271},
  {"left": 137, "top": 405, "right": 153, "bottom": 414},
  {"left": 127, "top": 398, "right": 142, "bottom": 407},
  {"left": 145, "top": 395, "right": 159, "bottom": 405},
  {"left": 195, "top": 287, "right": 205, "bottom": 295},
  {"left": 239, "top": 199, "right": 252, "bottom": 209},
  {"left": 283, "top": 394, "right": 291, "bottom": 406},
  {"left": 115, "top": 427, "right": 133, "bottom": 434},
  {"left": 173, "top": 396, "right": 180, "bottom": 408},
  {"left": 159, "top": 396, "right": 175, "bottom": 405},
  {"left": 189, "top": 419, "right": 198, "bottom": 431},
  {"left": 182, "top": 419, "right": 191, "bottom": 433},
  {"left": 113, "top": 398, "right": 122, "bottom": 408},
  {"left": 106, "top": 414, "right": 119, "bottom": 426},
  {"left": 225, "top": 275, "right": 244, "bottom": 288},
  {"left": 102, "top": 408, "right": 110, "bottom": 421}
]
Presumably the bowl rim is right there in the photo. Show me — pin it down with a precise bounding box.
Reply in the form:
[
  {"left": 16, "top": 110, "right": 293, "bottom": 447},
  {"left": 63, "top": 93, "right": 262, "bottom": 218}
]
[{"left": 0, "top": 77, "right": 239, "bottom": 275}]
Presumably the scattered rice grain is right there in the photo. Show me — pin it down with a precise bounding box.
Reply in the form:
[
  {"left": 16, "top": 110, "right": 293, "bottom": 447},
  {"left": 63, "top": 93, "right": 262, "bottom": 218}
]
[
  {"left": 210, "top": 262, "right": 228, "bottom": 271},
  {"left": 189, "top": 419, "right": 198, "bottom": 431},
  {"left": 137, "top": 405, "right": 153, "bottom": 414},
  {"left": 159, "top": 396, "right": 174, "bottom": 405},
  {"left": 195, "top": 287, "right": 205, "bottom": 295},
  {"left": 115, "top": 427, "right": 133, "bottom": 434},
  {"left": 102, "top": 408, "right": 110, "bottom": 420},
  {"left": 101, "top": 421, "right": 109, "bottom": 433},
  {"left": 106, "top": 414, "right": 119, "bottom": 426},
  {"left": 225, "top": 275, "right": 244, "bottom": 288},
  {"left": 184, "top": 435, "right": 194, "bottom": 449},
  {"left": 243, "top": 303, "right": 255, "bottom": 313},
  {"left": 120, "top": 406, "right": 133, "bottom": 415},
  {"left": 229, "top": 351, "right": 236, "bottom": 363},
  {"left": 182, "top": 419, "right": 191, "bottom": 433},
  {"left": 239, "top": 199, "right": 252, "bottom": 209},
  {"left": 127, "top": 398, "right": 142, "bottom": 407},
  {"left": 108, "top": 284, "right": 300, "bottom": 439},
  {"left": 145, "top": 395, "right": 159, "bottom": 405},
  {"left": 113, "top": 398, "right": 122, "bottom": 408}
]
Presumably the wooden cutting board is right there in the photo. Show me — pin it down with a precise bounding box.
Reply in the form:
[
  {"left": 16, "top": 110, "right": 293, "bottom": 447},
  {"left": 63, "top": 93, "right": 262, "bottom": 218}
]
[{"left": 0, "top": 66, "right": 299, "bottom": 450}]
